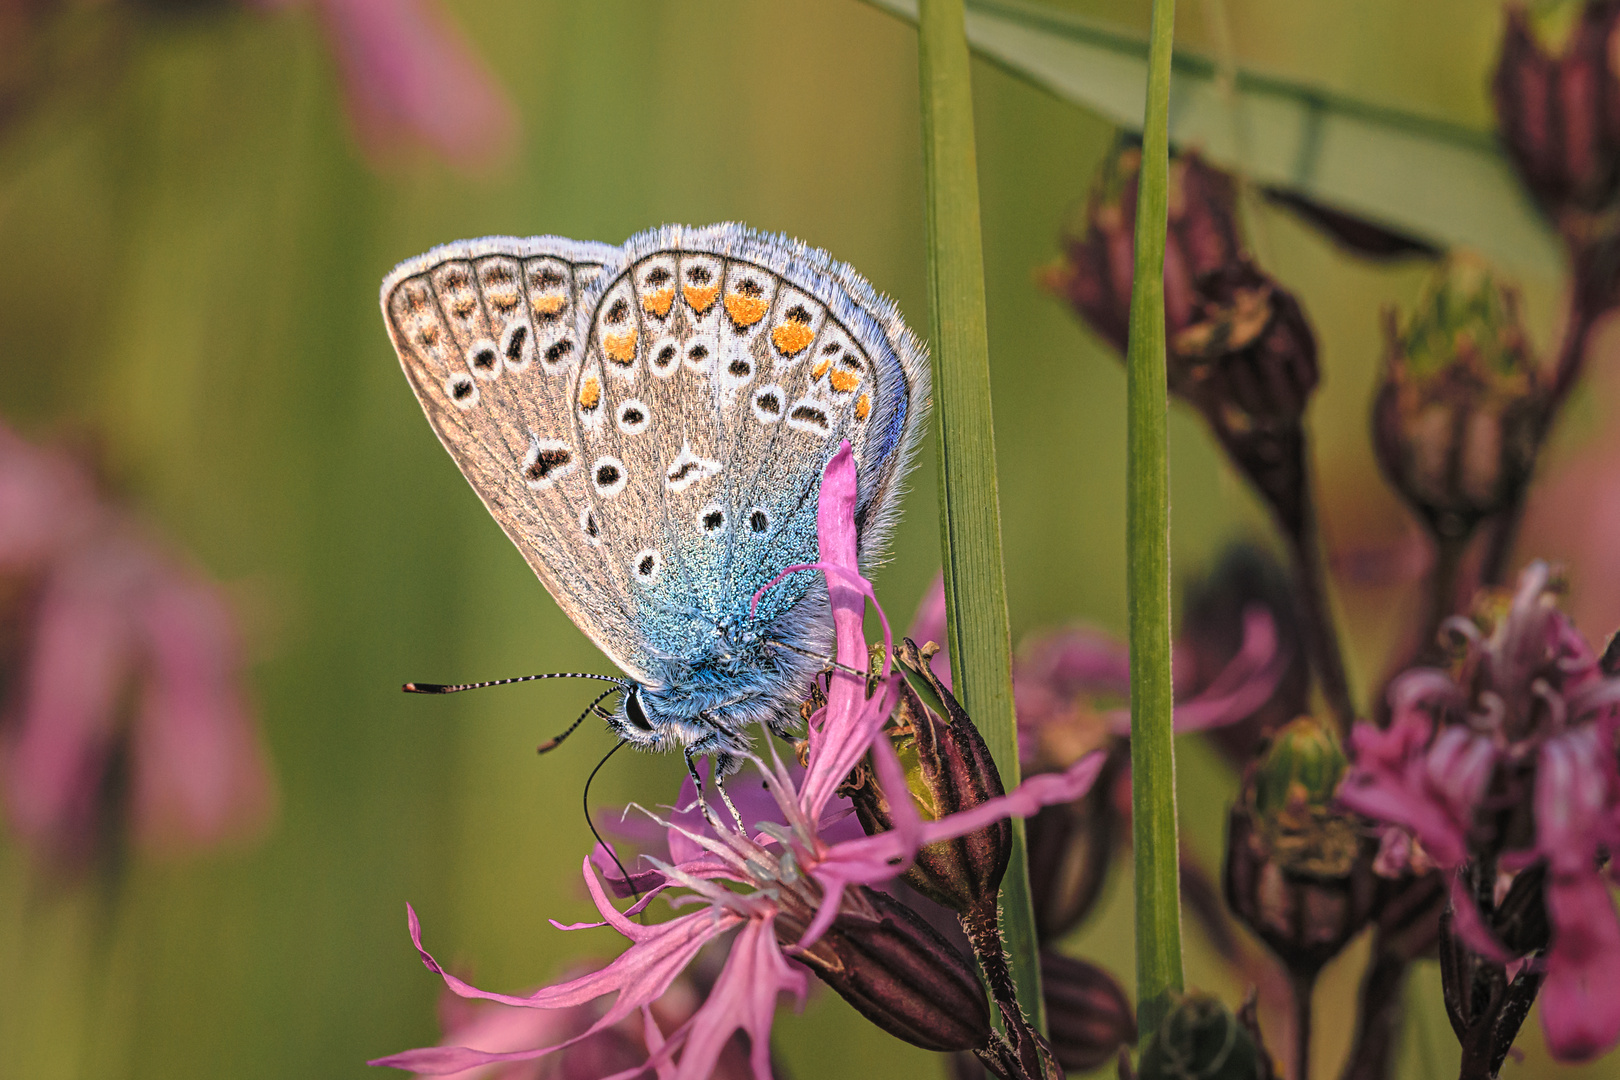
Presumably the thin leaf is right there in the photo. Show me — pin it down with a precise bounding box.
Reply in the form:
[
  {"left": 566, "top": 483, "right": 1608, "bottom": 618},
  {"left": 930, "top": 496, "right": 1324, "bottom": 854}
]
[
  {"left": 917, "top": 0, "right": 1048, "bottom": 1034},
  {"left": 1123, "top": 0, "right": 1186, "bottom": 1041},
  {"left": 868, "top": 0, "right": 1563, "bottom": 278}
]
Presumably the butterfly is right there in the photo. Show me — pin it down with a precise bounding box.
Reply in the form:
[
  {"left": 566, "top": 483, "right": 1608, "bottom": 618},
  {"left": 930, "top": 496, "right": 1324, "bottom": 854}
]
[{"left": 380, "top": 223, "right": 930, "bottom": 776}]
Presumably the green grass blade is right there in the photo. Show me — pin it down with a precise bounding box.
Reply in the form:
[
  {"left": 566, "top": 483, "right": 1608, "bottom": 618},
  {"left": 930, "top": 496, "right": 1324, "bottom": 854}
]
[
  {"left": 1127, "top": 0, "right": 1185, "bottom": 1041},
  {"left": 865, "top": 0, "right": 1562, "bottom": 278},
  {"left": 916, "top": 0, "right": 1045, "bottom": 1033}
]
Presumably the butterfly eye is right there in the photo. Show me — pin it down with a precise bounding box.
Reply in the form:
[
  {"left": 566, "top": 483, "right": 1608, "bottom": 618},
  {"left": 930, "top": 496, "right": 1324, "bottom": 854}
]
[{"left": 624, "top": 689, "right": 654, "bottom": 732}]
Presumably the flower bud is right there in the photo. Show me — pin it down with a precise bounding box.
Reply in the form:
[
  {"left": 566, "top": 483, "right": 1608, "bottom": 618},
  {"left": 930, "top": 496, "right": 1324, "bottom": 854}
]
[
  {"left": 1042, "top": 950, "right": 1136, "bottom": 1073},
  {"left": 1251, "top": 716, "right": 1347, "bottom": 822},
  {"left": 1137, "top": 994, "right": 1266, "bottom": 1080},
  {"left": 1371, "top": 256, "right": 1547, "bottom": 541},
  {"left": 1025, "top": 754, "right": 1121, "bottom": 941},
  {"left": 1493, "top": 2, "right": 1620, "bottom": 221},
  {"left": 779, "top": 883, "right": 993, "bottom": 1054},
  {"left": 845, "top": 637, "right": 1011, "bottom": 916},
  {"left": 1225, "top": 716, "right": 1379, "bottom": 978},
  {"left": 1169, "top": 258, "right": 1319, "bottom": 531},
  {"left": 1043, "top": 145, "right": 1241, "bottom": 353}
]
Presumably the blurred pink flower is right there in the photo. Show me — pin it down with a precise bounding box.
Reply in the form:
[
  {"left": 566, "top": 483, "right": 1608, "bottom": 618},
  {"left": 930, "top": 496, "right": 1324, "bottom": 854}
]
[
  {"left": 910, "top": 576, "right": 1287, "bottom": 774},
  {"left": 374, "top": 445, "right": 1104, "bottom": 1078},
  {"left": 251, "top": 0, "right": 517, "bottom": 171},
  {"left": 0, "top": 422, "right": 274, "bottom": 869},
  {"left": 1338, "top": 562, "right": 1620, "bottom": 1062}
]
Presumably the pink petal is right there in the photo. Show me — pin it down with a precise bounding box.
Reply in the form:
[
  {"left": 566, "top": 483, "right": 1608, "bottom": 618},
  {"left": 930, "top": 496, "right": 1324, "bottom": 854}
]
[
  {"left": 0, "top": 423, "right": 96, "bottom": 569},
  {"left": 312, "top": 0, "right": 517, "bottom": 171},
  {"left": 799, "top": 752, "right": 1107, "bottom": 946},
  {"left": 2, "top": 552, "right": 137, "bottom": 856},
  {"left": 1446, "top": 873, "right": 1512, "bottom": 964},
  {"left": 1103, "top": 605, "right": 1285, "bottom": 735},
  {"left": 1540, "top": 870, "right": 1620, "bottom": 1061},
  {"left": 131, "top": 573, "right": 275, "bottom": 852},
  {"left": 375, "top": 901, "right": 736, "bottom": 1073},
  {"left": 908, "top": 576, "right": 951, "bottom": 690},
  {"left": 670, "top": 914, "right": 803, "bottom": 1080}
]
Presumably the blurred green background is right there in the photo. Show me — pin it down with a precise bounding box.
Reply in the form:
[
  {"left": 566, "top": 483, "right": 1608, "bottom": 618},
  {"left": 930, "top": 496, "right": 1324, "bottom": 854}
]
[{"left": 0, "top": 1, "right": 1609, "bottom": 1077}]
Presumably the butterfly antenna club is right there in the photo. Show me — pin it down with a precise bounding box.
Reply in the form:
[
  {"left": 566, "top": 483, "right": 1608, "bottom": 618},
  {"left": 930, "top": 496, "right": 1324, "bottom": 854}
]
[{"left": 403, "top": 672, "right": 629, "bottom": 694}]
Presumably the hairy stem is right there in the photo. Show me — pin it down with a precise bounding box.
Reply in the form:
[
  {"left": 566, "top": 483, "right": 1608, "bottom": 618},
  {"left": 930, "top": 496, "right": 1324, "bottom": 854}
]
[{"left": 1126, "top": 0, "right": 1185, "bottom": 1040}]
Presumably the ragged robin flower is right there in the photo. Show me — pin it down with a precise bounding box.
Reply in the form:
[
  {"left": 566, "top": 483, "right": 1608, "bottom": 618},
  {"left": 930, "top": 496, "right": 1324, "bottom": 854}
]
[
  {"left": 0, "top": 421, "right": 275, "bottom": 872},
  {"left": 1338, "top": 561, "right": 1620, "bottom": 1063},
  {"left": 373, "top": 445, "right": 1106, "bottom": 1080}
]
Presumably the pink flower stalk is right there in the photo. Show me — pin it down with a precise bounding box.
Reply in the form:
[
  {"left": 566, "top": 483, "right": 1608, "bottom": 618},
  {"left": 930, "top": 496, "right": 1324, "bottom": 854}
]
[
  {"left": 250, "top": 0, "right": 517, "bottom": 171},
  {"left": 0, "top": 423, "right": 274, "bottom": 868},
  {"left": 1338, "top": 561, "right": 1620, "bottom": 1062},
  {"left": 374, "top": 444, "right": 1105, "bottom": 1078}
]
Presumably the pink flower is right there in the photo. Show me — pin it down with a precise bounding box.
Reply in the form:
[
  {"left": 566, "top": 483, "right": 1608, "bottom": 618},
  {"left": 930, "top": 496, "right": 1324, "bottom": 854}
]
[
  {"left": 0, "top": 423, "right": 274, "bottom": 869},
  {"left": 1338, "top": 561, "right": 1620, "bottom": 1061},
  {"left": 910, "top": 575, "right": 1287, "bottom": 777},
  {"left": 374, "top": 444, "right": 1104, "bottom": 1078},
  {"left": 251, "top": 0, "right": 517, "bottom": 171},
  {"left": 410, "top": 959, "right": 759, "bottom": 1080}
]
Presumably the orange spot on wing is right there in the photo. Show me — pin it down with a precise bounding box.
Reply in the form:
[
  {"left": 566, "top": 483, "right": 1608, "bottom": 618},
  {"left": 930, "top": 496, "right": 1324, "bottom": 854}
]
[
  {"left": 487, "top": 287, "right": 520, "bottom": 313},
  {"left": 772, "top": 322, "right": 815, "bottom": 356},
  {"left": 531, "top": 293, "right": 567, "bottom": 315},
  {"left": 724, "top": 293, "right": 769, "bottom": 328},
  {"left": 579, "top": 376, "right": 601, "bottom": 411},
  {"left": 811, "top": 358, "right": 832, "bottom": 381},
  {"left": 855, "top": 393, "right": 871, "bottom": 420},
  {"left": 683, "top": 284, "right": 719, "bottom": 313},
  {"left": 641, "top": 287, "right": 675, "bottom": 317},
  {"left": 829, "top": 369, "right": 861, "bottom": 394},
  {"left": 603, "top": 329, "right": 637, "bottom": 364}
]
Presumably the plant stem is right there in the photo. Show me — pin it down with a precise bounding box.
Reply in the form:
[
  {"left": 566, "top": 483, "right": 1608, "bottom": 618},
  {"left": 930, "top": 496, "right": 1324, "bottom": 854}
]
[
  {"left": 1291, "top": 974, "right": 1314, "bottom": 1080},
  {"left": 1479, "top": 291, "right": 1596, "bottom": 586},
  {"left": 1126, "top": 0, "right": 1184, "bottom": 1042},
  {"left": 916, "top": 0, "right": 1044, "bottom": 1033},
  {"left": 1283, "top": 465, "right": 1355, "bottom": 730}
]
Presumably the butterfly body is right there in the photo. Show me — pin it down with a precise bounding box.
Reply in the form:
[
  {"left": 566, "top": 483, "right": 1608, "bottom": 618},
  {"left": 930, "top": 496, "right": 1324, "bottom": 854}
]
[{"left": 382, "top": 224, "right": 928, "bottom": 764}]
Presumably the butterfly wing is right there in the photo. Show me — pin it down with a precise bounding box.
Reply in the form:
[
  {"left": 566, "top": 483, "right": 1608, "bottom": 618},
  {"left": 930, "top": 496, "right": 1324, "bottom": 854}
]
[
  {"left": 380, "top": 236, "right": 654, "bottom": 682},
  {"left": 573, "top": 224, "right": 930, "bottom": 656}
]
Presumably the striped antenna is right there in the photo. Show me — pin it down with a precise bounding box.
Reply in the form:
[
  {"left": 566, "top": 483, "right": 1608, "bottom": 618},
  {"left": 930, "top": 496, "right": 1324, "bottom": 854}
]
[
  {"left": 538, "top": 686, "right": 623, "bottom": 755},
  {"left": 403, "top": 672, "right": 628, "bottom": 694}
]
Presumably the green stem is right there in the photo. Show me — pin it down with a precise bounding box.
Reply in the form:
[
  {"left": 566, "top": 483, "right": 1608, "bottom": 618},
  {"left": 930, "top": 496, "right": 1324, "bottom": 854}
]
[
  {"left": 1126, "top": 0, "right": 1185, "bottom": 1041},
  {"left": 916, "top": 0, "right": 1044, "bottom": 1034}
]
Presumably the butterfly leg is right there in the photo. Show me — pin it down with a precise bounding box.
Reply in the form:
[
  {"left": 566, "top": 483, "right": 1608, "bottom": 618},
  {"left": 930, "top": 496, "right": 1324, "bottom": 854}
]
[
  {"left": 682, "top": 748, "right": 721, "bottom": 828},
  {"left": 682, "top": 747, "right": 747, "bottom": 831}
]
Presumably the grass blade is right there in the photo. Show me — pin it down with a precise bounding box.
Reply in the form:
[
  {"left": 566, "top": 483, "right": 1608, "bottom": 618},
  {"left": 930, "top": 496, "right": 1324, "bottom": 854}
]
[
  {"left": 917, "top": 0, "right": 1045, "bottom": 1033},
  {"left": 1126, "top": 0, "right": 1185, "bottom": 1041}
]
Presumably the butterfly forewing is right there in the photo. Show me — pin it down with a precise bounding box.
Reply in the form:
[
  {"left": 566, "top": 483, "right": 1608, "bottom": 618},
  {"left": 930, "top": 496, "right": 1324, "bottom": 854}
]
[
  {"left": 382, "top": 237, "right": 652, "bottom": 682},
  {"left": 386, "top": 224, "right": 930, "bottom": 754}
]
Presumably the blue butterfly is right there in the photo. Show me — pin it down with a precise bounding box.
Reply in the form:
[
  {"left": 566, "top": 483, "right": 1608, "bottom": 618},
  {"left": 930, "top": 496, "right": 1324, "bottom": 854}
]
[{"left": 381, "top": 224, "right": 929, "bottom": 775}]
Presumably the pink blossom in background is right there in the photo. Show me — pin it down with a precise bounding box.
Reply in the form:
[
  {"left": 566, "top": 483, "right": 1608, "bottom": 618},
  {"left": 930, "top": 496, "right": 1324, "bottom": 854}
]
[
  {"left": 1338, "top": 562, "right": 1620, "bottom": 1062},
  {"left": 374, "top": 444, "right": 1105, "bottom": 1079},
  {"left": 0, "top": 422, "right": 274, "bottom": 869},
  {"left": 249, "top": 0, "right": 517, "bottom": 171},
  {"left": 910, "top": 575, "right": 1288, "bottom": 773}
]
